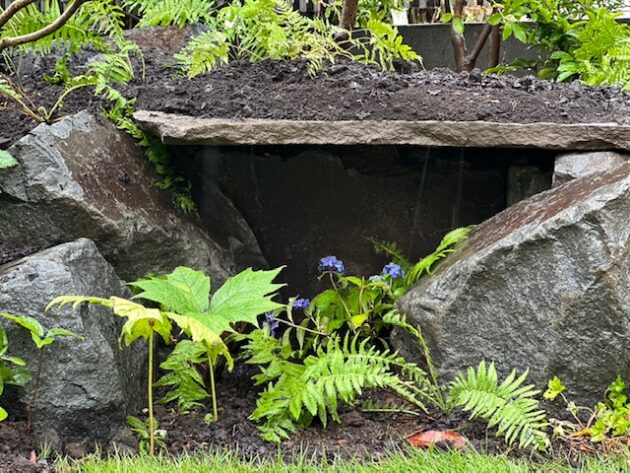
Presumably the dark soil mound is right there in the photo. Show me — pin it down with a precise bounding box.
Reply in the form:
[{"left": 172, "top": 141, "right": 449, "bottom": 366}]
[
  {"left": 2, "top": 34, "right": 630, "bottom": 149},
  {"left": 132, "top": 59, "right": 630, "bottom": 125}
]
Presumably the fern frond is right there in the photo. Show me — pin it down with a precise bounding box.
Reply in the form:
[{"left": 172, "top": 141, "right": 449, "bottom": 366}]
[
  {"left": 249, "top": 332, "right": 433, "bottom": 442},
  {"left": 450, "top": 361, "right": 549, "bottom": 450},
  {"left": 406, "top": 226, "right": 472, "bottom": 285},
  {"left": 154, "top": 339, "right": 209, "bottom": 411},
  {"left": 1, "top": 0, "right": 125, "bottom": 54},
  {"left": 123, "top": 0, "right": 216, "bottom": 27}
]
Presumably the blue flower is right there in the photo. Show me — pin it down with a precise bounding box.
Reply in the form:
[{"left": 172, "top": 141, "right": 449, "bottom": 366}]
[
  {"left": 382, "top": 262, "right": 405, "bottom": 279},
  {"left": 264, "top": 312, "right": 280, "bottom": 337},
  {"left": 319, "top": 256, "right": 346, "bottom": 275},
  {"left": 293, "top": 298, "right": 310, "bottom": 310}
]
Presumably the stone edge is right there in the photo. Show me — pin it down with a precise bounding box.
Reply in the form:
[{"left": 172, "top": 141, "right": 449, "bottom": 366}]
[{"left": 134, "top": 110, "right": 630, "bottom": 150}]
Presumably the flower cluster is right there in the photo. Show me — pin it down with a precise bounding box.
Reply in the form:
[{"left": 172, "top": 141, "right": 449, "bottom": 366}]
[
  {"left": 381, "top": 262, "right": 404, "bottom": 279},
  {"left": 318, "top": 256, "right": 346, "bottom": 275},
  {"left": 264, "top": 312, "right": 280, "bottom": 337},
  {"left": 293, "top": 298, "right": 310, "bottom": 310}
]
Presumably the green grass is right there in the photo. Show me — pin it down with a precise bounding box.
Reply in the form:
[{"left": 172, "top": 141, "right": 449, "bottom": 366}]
[{"left": 55, "top": 448, "right": 630, "bottom": 473}]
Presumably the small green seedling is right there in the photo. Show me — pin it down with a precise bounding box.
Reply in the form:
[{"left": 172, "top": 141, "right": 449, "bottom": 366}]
[
  {"left": 1, "top": 313, "right": 82, "bottom": 427},
  {"left": 0, "top": 324, "right": 31, "bottom": 422}
]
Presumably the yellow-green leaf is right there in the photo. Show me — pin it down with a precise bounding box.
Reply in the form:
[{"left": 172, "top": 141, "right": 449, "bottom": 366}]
[
  {"left": 350, "top": 314, "right": 368, "bottom": 328},
  {"left": 110, "top": 297, "right": 172, "bottom": 345}
]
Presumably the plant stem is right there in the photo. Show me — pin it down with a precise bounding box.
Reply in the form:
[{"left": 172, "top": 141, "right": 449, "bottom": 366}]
[
  {"left": 415, "top": 324, "right": 447, "bottom": 411},
  {"left": 278, "top": 319, "right": 328, "bottom": 337},
  {"left": 207, "top": 349, "right": 218, "bottom": 422},
  {"left": 148, "top": 330, "right": 155, "bottom": 456},
  {"left": 45, "top": 83, "right": 92, "bottom": 123},
  {"left": 27, "top": 349, "right": 45, "bottom": 430},
  {"left": 329, "top": 273, "right": 354, "bottom": 327}
]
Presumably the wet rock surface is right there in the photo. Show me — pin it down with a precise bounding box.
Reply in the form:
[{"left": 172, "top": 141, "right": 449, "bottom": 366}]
[
  {"left": 0, "top": 111, "right": 243, "bottom": 282},
  {"left": 553, "top": 151, "right": 630, "bottom": 187},
  {"left": 0, "top": 239, "right": 146, "bottom": 446},
  {"left": 396, "top": 162, "right": 630, "bottom": 411}
]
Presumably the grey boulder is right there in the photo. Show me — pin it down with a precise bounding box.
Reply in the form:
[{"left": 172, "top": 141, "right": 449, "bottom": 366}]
[
  {"left": 553, "top": 151, "right": 629, "bottom": 187},
  {"left": 0, "top": 111, "right": 237, "bottom": 283},
  {"left": 0, "top": 239, "right": 146, "bottom": 445},
  {"left": 396, "top": 162, "right": 630, "bottom": 411}
]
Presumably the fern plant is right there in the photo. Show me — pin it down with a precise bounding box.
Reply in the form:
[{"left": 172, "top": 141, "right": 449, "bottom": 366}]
[
  {"left": 449, "top": 361, "right": 549, "bottom": 450},
  {"left": 154, "top": 339, "right": 209, "bottom": 411},
  {"left": 0, "top": 0, "right": 125, "bottom": 54},
  {"left": 175, "top": 0, "right": 349, "bottom": 78},
  {"left": 552, "top": 8, "right": 630, "bottom": 90},
  {"left": 0, "top": 150, "right": 17, "bottom": 170},
  {"left": 242, "top": 328, "right": 433, "bottom": 442},
  {"left": 123, "top": 0, "right": 216, "bottom": 27},
  {"left": 175, "top": 0, "right": 419, "bottom": 77},
  {"left": 374, "top": 226, "right": 472, "bottom": 287}
]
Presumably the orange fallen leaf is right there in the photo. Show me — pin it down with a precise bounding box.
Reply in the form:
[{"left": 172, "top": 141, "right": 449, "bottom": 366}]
[
  {"left": 407, "top": 430, "right": 468, "bottom": 450},
  {"left": 29, "top": 450, "right": 37, "bottom": 464}
]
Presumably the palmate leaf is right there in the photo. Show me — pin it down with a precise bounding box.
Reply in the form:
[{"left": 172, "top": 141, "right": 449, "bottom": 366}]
[
  {"left": 205, "top": 267, "right": 285, "bottom": 335},
  {"left": 133, "top": 266, "right": 284, "bottom": 345},
  {"left": 131, "top": 266, "right": 211, "bottom": 314}
]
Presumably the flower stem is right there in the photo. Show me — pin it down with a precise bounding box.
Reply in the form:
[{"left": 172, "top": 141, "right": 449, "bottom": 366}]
[
  {"left": 148, "top": 330, "right": 155, "bottom": 456},
  {"left": 207, "top": 349, "right": 218, "bottom": 423}
]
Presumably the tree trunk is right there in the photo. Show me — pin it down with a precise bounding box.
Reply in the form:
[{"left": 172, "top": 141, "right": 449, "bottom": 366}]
[{"left": 340, "top": 0, "right": 359, "bottom": 30}]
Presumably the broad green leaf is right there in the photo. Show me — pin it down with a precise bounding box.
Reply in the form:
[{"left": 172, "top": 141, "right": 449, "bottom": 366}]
[
  {"left": 0, "top": 407, "right": 7, "bottom": 421},
  {"left": 0, "top": 150, "right": 18, "bottom": 170},
  {"left": 208, "top": 342, "right": 234, "bottom": 372},
  {"left": 110, "top": 297, "right": 172, "bottom": 345},
  {"left": 204, "top": 267, "right": 285, "bottom": 335},
  {"left": 512, "top": 23, "right": 527, "bottom": 43},
  {"left": 1, "top": 314, "right": 45, "bottom": 338},
  {"left": 7, "top": 367, "right": 31, "bottom": 387},
  {"left": 167, "top": 312, "right": 225, "bottom": 348},
  {"left": 2, "top": 356, "right": 25, "bottom": 367},
  {"left": 131, "top": 266, "right": 210, "bottom": 314},
  {"left": 487, "top": 13, "right": 502, "bottom": 26}
]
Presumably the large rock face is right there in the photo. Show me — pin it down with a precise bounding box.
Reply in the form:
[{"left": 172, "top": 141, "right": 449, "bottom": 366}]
[
  {"left": 0, "top": 111, "right": 242, "bottom": 283},
  {"left": 0, "top": 239, "right": 145, "bottom": 445},
  {"left": 396, "top": 162, "right": 630, "bottom": 410}
]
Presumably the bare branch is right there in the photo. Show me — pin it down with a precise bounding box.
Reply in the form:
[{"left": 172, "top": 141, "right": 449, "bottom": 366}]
[
  {"left": 0, "top": 0, "right": 89, "bottom": 52},
  {"left": 0, "top": 0, "right": 39, "bottom": 30},
  {"left": 487, "top": 25, "right": 501, "bottom": 69},
  {"left": 463, "top": 23, "right": 492, "bottom": 71}
]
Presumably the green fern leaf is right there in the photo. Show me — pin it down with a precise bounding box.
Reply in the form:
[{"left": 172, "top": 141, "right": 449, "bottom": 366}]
[{"left": 450, "top": 361, "right": 549, "bottom": 450}]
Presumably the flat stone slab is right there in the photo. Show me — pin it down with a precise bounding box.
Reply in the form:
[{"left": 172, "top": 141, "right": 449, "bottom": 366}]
[{"left": 134, "top": 110, "right": 630, "bottom": 150}]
